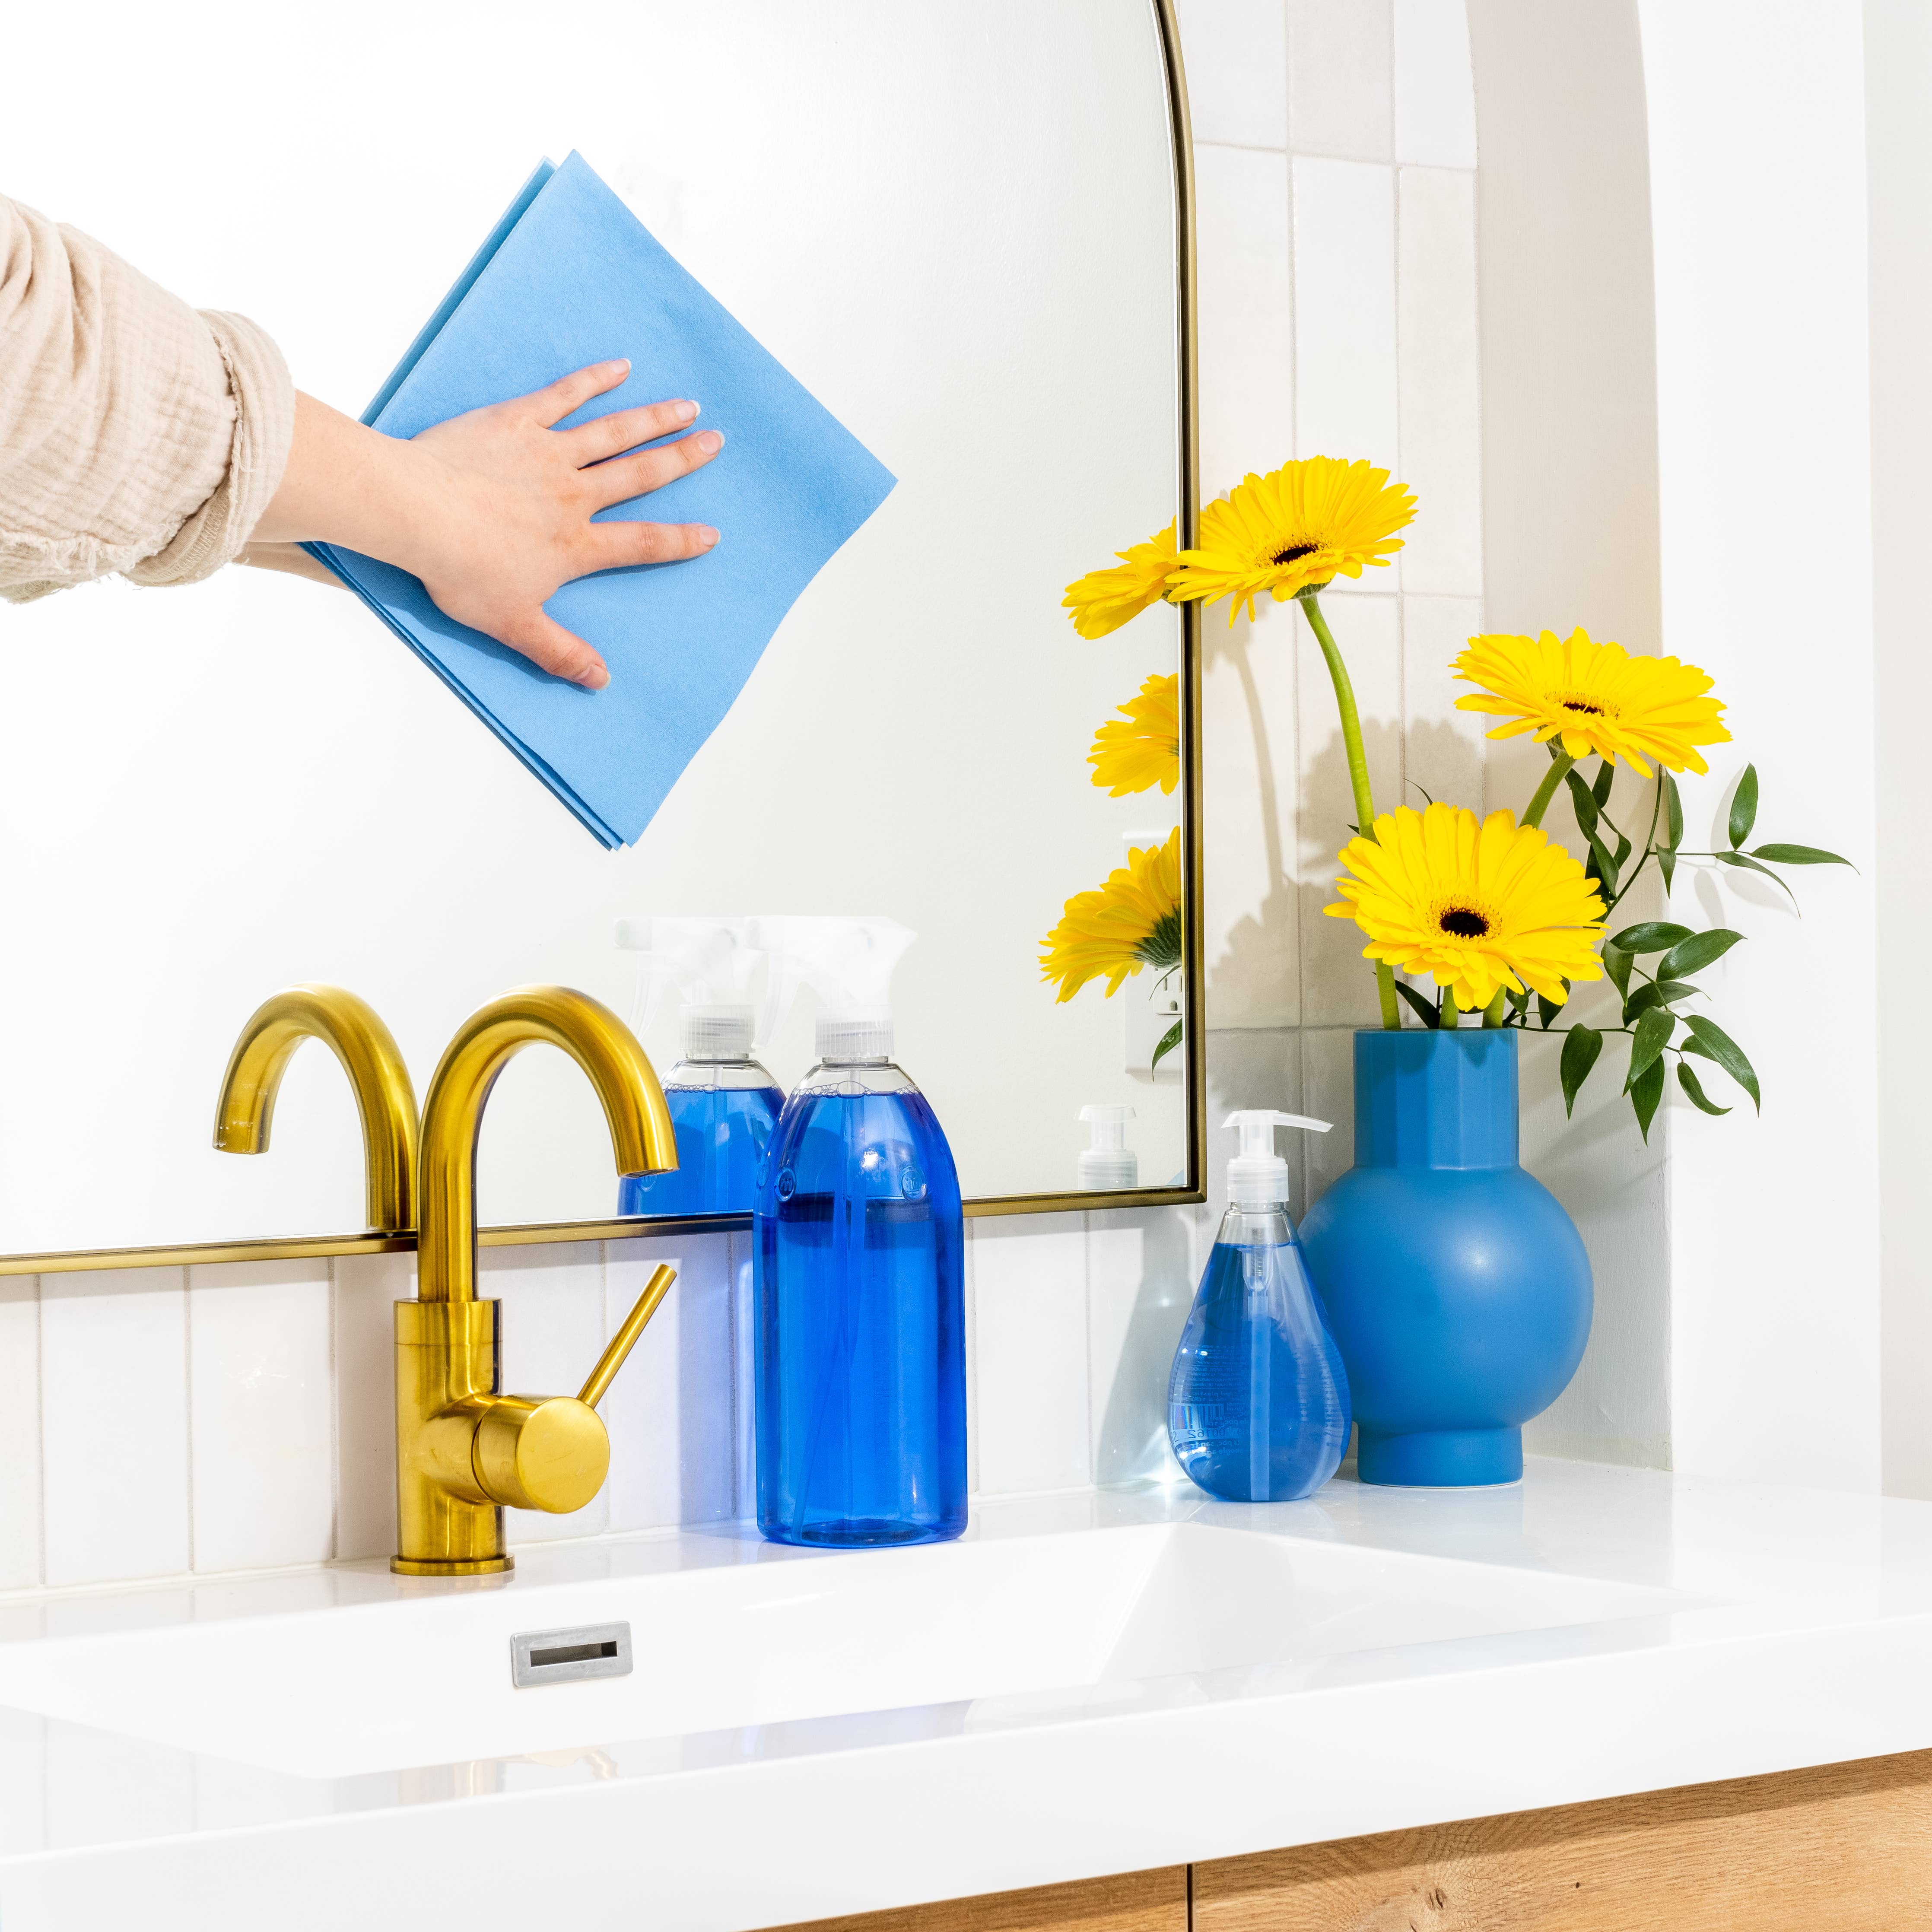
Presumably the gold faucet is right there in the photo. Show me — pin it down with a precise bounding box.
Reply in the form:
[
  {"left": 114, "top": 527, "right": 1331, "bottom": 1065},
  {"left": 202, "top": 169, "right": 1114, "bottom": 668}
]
[
  {"left": 214, "top": 985, "right": 420, "bottom": 1232},
  {"left": 393, "top": 985, "right": 680, "bottom": 1576}
]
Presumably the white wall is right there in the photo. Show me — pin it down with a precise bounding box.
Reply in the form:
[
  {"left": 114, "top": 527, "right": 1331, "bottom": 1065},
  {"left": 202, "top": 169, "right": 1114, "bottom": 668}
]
[
  {"left": 1466, "top": 0, "right": 1671, "bottom": 1469},
  {"left": 1639, "top": 0, "right": 1881, "bottom": 1490},
  {"left": 1866, "top": 0, "right": 1932, "bottom": 1501}
]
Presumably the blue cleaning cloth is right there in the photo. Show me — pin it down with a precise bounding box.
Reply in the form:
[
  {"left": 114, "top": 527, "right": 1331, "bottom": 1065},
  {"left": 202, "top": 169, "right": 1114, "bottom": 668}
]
[{"left": 307, "top": 153, "right": 896, "bottom": 847}]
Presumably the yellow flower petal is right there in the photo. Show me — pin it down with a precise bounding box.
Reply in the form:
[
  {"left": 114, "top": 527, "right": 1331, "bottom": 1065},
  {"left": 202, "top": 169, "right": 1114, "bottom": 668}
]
[
  {"left": 1088, "top": 674, "right": 1181, "bottom": 798},
  {"left": 1062, "top": 522, "right": 1179, "bottom": 640},
  {"left": 1165, "top": 457, "right": 1417, "bottom": 624},
  {"left": 1453, "top": 628, "right": 1731, "bottom": 776},
  {"left": 1323, "top": 802, "right": 1605, "bottom": 1010},
  {"left": 1041, "top": 828, "right": 1184, "bottom": 1001}
]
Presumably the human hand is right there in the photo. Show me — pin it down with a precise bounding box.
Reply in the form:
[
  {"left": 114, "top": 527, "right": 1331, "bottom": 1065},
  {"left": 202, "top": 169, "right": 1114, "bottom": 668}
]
[{"left": 251, "top": 363, "right": 721, "bottom": 689}]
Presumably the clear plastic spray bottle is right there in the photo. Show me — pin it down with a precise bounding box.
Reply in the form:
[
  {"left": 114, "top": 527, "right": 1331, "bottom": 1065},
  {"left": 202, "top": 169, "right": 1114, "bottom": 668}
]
[
  {"left": 614, "top": 918, "right": 785, "bottom": 1218},
  {"left": 752, "top": 918, "right": 966, "bottom": 1548},
  {"left": 1168, "top": 1111, "right": 1351, "bottom": 1502}
]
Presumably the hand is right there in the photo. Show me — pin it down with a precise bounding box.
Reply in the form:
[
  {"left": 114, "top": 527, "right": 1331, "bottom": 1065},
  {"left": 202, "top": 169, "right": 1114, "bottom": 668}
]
[{"left": 250, "top": 362, "right": 722, "bottom": 689}]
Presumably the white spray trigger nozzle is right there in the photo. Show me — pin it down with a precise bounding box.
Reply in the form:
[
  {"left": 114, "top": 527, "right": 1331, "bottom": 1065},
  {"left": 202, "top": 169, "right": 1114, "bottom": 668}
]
[{"left": 1222, "top": 1110, "right": 1331, "bottom": 1208}]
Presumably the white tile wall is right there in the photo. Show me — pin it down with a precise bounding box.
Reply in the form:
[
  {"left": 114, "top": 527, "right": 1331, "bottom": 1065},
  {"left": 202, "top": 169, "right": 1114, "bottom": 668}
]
[{"left": 0, "top": 3, "right": 1490, "bottom": 1598}]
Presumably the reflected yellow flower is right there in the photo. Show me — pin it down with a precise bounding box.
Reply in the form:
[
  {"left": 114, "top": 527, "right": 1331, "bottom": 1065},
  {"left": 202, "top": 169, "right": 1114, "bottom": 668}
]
[
  {"left": 1041, "top": 828, "right": 1183, "bottom": 1001},
  {"left": 1324, "top": 803, "right": 1605, "bottom": 1010},
  {"left": 1062, "top": 522, "right": 1178, "bottom": 640},
  {"left": 1089, "top": 674, "right": 1180, "bottom": 797},
  {"left": 1166, "top": 457, "right": 1416, "bottom": 623},
  {"left": 1454, "top": 628, "right": 1731, "bottom": 777}
]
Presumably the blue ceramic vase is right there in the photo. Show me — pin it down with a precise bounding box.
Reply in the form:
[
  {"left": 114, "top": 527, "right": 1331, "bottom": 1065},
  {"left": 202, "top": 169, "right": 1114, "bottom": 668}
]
[{"left": 1298, "top": 1028, "right": 1590, "bottom": 1487}]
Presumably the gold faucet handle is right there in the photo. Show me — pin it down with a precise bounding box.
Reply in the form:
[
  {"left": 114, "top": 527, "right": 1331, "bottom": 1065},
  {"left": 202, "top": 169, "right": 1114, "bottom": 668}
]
[
  {"left": 579, "top": 1262, "right": 677, "bottom": 1408},
  {"left": 470, "top": 1264, "right": 678, "bottom": 1516}
]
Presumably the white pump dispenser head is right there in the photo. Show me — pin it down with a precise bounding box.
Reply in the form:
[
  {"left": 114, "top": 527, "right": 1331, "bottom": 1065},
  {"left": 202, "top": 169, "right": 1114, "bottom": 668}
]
[
  {"left": 1077, "top": 1105, "right": 1138, "bottom": 1189},
  {"left": 615, "top": 918, "right": 763, "bottom": 1063},
  {"left": 1224, "top": 1110, "right": 1331, "bottom": 1209}
]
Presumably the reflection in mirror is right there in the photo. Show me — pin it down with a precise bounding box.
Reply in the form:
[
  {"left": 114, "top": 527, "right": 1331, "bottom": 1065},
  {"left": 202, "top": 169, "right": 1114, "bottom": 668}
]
[{"left": 0, "top": 0, "right": 1194, "bottom": 1258}]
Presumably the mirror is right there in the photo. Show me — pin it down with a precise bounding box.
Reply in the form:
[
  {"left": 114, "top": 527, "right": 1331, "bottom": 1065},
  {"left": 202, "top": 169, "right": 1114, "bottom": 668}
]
[{"left": 0, "top": 0, "right": 1198, "bottom": 1261}]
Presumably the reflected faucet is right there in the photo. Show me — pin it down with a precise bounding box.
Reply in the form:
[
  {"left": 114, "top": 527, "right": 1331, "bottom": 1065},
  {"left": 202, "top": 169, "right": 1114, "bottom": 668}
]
[
  {"left": 213, "top": 985, "right": 420, "bottom": 1233},
  {"left": 394, "top": 985, "right": 680, "bottom": 1576}
]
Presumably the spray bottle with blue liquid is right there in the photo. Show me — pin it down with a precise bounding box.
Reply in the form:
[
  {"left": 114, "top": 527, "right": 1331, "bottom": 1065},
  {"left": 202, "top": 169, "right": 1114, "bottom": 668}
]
[
  {"left": 752, "top": 917, "right": 966, "bottom": 1548},
  {"left": 615, "top": 918, "right": 785, "bottom": 1218},
  {"left": 1168, "top": 1111, "right": 1351, "bottom": 1502}
]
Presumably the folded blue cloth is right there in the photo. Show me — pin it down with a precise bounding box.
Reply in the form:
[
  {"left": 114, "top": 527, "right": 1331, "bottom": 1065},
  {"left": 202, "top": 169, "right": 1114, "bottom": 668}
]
[{"left": 307, "top": 153, "right": 896, "bottom": 846}]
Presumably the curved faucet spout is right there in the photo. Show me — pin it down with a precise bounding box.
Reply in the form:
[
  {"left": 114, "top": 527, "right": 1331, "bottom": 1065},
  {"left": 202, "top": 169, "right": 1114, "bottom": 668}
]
[
  {"left": 416, "top": 985, "right": 677, "bottom": 1304},
  {"left": 214, "top": 985, "right": 419, "bottom": 1234}
]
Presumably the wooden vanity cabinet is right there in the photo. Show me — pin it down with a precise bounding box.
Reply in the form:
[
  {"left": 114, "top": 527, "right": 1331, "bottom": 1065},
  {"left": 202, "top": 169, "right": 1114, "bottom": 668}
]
[{"left": 782, "top": 1748, "right": 1932, "bottom": 1931}]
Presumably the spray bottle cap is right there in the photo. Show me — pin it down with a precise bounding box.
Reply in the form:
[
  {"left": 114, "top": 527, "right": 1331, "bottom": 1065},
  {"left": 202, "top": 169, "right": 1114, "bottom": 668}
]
[
  {"left": 615, "top": 918, "right": 764, "bottom": 1062},
  {"left": 1225, "top": 1109, "right": 1331, "bottom": 1208},
  {"left": 1077, "top": 1105, "right": 1138, "bottom": 1189}
]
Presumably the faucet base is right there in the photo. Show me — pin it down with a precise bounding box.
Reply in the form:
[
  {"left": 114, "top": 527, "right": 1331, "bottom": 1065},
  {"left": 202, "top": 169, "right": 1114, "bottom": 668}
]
[{"left": 390, "top": 1554, "right": 515, "bottom": 1577}]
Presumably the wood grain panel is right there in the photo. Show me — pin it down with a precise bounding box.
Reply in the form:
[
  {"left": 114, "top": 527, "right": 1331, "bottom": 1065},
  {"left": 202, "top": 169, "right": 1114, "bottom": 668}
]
[
  {"left": 773, "top": 1865, "right": 1187, "bottom": 1932},
  {"left": 1195, "top": 1749, "right": 1932, "bottom": 1931}
]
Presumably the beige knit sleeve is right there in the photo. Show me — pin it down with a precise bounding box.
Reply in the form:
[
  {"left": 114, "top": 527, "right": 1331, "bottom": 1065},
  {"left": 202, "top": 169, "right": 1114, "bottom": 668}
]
[{"left": 0, "top": 196, "right": 296, "bottom": 606}]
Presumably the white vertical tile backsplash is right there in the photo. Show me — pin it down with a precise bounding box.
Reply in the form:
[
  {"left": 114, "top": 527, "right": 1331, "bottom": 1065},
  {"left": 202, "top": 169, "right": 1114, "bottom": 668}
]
[
  {"left": 1287, "top": 0, "right": 1395, "bottom": 161},
  {"left": 0, "top": 4, "right": 1490, "bottom": 1599},
  {"left": 1392, "top": 0, "right": 1478, "bottom": 167},
  {"left": 0, "top": 1279, "right": 41, "bottom": 1592},
  {"left": 602, "top": 1232, "right": 737, "bottom": 1534},
  {"left": 1202, "top": 597, "right": 1302, "bottom": 1030},
  {"left": 968, "top": 1214, "right": 1092, "bottom": 1497},
  {"left": 40, "top": 1268, "right": 191, "bottom": 1587},
  {"left": 1087, "top": 1207, "right": 1197, "bottom": 1488},
  {"left": 1292, "top": 156, "right": 1401, "bottom": 486},
  {"left": 185, "top": 1259, "right": 334, "bottom": 1574},
  {"left": 1396, "top": 167, "right": 1483, "bottom": 594},
  {"left": 331, "top": 1250, "right": 407, "bottom": 1563},
  {"left": 1195, "top": 143, "right": 1294, "bottom": 499},
  {"left": 483, "top": 1242, "right": 610, "bottom": 1544}
]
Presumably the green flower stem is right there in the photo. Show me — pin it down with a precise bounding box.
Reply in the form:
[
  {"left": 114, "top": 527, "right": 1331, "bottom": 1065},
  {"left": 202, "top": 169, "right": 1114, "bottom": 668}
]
[
  {"left": 1521, "top": 748, "right": 1578, "bottom": 830},
  {"left": 1441, "top": 987, "right": 1460, "bottom": 1027},
  {"left": 1302, "top": 591, "right": 1400, "bottom": 1030},
  {"left": 1481, "top": 989, "right": 1509, "bottom": 1028}
]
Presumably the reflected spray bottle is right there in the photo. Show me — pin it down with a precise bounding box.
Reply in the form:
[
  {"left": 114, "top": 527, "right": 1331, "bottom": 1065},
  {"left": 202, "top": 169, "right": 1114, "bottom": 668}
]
[{"left": 1168, "top": 1111, "right": 1350, "bottom": 1503}]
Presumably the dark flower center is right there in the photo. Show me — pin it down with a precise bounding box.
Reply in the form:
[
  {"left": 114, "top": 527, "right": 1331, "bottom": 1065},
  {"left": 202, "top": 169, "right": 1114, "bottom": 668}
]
[
  {"left": 1438, "top": 907, "right": 1490, "bottom": 939},
  {"left": 1561, "top": 699, "right": 1608, "bottom": 716},
  {"left": 1270, "top": 543, "right": 1319, "bottom": 567}
]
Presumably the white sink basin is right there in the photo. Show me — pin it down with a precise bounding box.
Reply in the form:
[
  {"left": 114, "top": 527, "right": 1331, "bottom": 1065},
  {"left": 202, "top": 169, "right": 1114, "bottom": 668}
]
[{"left": 0, "top": 1519, "right": 1681, "bottom": 1782}]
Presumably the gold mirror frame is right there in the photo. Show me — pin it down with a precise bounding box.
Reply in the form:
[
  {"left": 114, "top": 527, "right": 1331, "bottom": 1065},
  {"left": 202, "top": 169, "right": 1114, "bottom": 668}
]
[{"left": 0, "top": 0, "right": 1203, "bottom": 1279}]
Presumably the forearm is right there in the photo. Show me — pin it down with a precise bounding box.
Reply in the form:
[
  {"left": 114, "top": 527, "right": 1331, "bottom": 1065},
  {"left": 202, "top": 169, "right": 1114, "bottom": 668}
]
[{"left": 251, "top": 391, "right": 447, "bottom": 564}]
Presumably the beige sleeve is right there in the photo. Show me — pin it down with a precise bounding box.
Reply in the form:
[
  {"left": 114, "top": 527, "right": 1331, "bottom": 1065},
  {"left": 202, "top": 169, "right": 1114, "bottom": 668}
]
[{"left": 0, "top": 195, "right": 296, "bottom": 605}]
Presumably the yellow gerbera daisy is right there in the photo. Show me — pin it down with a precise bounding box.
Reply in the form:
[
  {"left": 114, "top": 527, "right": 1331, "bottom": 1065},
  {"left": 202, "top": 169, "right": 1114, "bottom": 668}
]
[
  {"left": 1062, "top": 521, "right": 1179, "bottom": 640},
  {"left": 1088, "top": 674, "right": 1180, "bottom": 797},
  {"left": 1041, "top": 827, "right": 1183, "bottom": 1001},
  {"left": 1324, "top": 803, "right": 1605, "bottom": 1011},
  {"left": 1165, "top": 457, "right": 1417, "bottom": 624},
  {"left": 1453, "top": 628, "right": 1731, "bottom": 776}
]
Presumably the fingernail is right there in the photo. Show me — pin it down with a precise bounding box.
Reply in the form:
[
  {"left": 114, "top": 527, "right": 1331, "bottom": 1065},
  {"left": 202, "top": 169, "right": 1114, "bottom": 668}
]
[
  {"left": 699, "top": 527, "right": 719, "bottom": 548},
  {"left": 582, "top": 662, "right": 610, "bottom": 690},
  {"left": 673, "top": 400, "right": 698, "bottom": 423},
  {"left": 607, "top": 359, "right": 631, "bottom": 378},
  {"left": 698, "top": 430, "right": 724, "bottom": 455}
]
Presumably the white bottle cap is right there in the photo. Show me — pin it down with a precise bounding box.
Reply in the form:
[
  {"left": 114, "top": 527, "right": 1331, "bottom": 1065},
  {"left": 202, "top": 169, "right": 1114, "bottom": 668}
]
[
  {"left": 1077, "top": 1105, "right": 1138, "bottom": 1189},
  {"left": 683, "top": 1004, "right": 755, "bottom": 1061},
  {"left": 1225, "top": 1109, "right": 1331, "bottom": 1208},
  {"left": 816, "top": 1012, "right": 893, "bottom": 1062}
]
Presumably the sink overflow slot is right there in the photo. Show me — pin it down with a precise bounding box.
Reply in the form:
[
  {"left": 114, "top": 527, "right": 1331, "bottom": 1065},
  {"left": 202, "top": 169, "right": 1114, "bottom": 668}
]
[{"left": 511, "top": 1621, "right": 633, "bottom": 1689}]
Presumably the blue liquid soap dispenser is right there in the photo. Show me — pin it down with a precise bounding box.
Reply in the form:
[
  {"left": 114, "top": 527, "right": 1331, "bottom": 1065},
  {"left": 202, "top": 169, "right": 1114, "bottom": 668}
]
[
  {"left": 753, "top": 918, "right": 966, "bottom": 1548},
  {"left": 614, "top": 918, "right": 785, "bottom": 1217},
  {"left": 1168, "top": 1111, "right": 1352, "bottom": 1503}
]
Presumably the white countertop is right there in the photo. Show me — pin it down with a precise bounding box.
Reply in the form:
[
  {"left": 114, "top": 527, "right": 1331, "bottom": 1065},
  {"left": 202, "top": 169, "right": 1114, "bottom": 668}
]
[{"left": 3, "top": 1457, "right": 1932, "bottom": 1930}]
